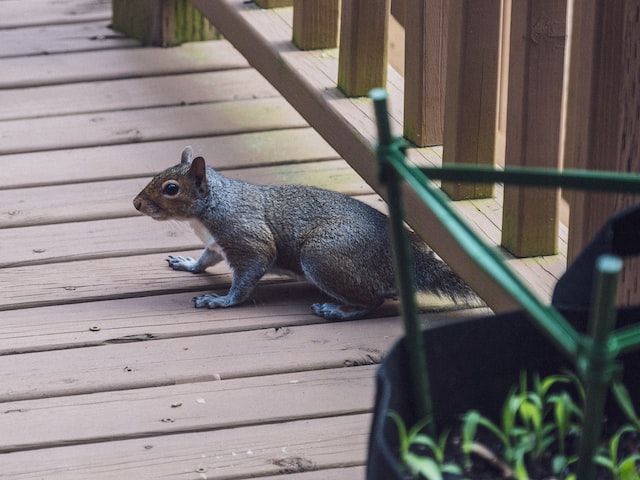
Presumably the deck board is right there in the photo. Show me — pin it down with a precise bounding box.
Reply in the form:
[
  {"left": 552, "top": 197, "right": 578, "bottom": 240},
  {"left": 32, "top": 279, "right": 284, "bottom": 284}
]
[{"left": 2, "top": 414, "right": 370, "bottom": 479}]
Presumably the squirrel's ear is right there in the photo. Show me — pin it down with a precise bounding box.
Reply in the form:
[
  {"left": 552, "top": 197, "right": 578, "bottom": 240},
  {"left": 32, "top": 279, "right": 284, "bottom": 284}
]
[
  {"left": 189, "top": 156, "right": 208, "bottom": 191},
  {"left": 181, "top": 146, "right": 193, "bottom": 164}
]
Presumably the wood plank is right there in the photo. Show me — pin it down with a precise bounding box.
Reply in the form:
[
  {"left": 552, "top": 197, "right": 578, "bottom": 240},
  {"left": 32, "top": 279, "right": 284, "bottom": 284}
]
[
  {"left": 0, "top": 0, "right": 111, "bottom": 29},
  {"left": 0, "top": 366, "right": 376, "bottom": 448},
  {"left": 337, "top": 0, "right": 391, "bottom": 96},
  {"left": 0, "top": 283, "right": 486, "bottom": 355},
  {"left": 0, "top": 21, "right": 139, "bottom": 58},
  {"left": 0, "top": 159, "right": 371, "bottom": 228},
  {"left": 0, "top": 250, "right": 223, "bottom": 311},
  {"left": 0, "top": 40, "right": 248, "bottom": 88},
  {"left": 262, "top": 467, "right": 367, "bottom": 480},
  {"left": 0, "top": 97, "right": 307, "bottom": 155},
  {"left": 292, "top": 0, "right": 341, "bottom": 50},
  {"left": 0, "top": 217, "right": 200, "bottom": 268},
  {"left": 112, "top": 0, "right": 217, "bottom": 47},
  {"left": 0, "top": 320, "right": 393, "bottom": 401},
  {"left": 1, "top": 411, "right": 369, "bottom": 478},
  {"left": 0, "top": 70, "right": 278, "bottom": 121},
  {"left": 0, "top": 194, "right": 383, "bottom": 268},
  {"left": 0, "top": 283, "right": 328, "bottom": 355},
  {"left": 501, "top": 0, "right": 566, "bottom": 257},
  {"left": 403, "top": 0, "right": 448, "bottom": 146},
  {"left": 441, "top": 0, "right": 501, "bottom": 200},
  {"left": 0, "top": 129, "right": 339, "bottom": 190}
]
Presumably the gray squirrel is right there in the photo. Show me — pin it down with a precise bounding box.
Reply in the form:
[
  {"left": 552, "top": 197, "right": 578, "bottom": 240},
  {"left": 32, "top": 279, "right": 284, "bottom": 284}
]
[{"left": 133, "top": 146, "right": 481, "bottom": 320}]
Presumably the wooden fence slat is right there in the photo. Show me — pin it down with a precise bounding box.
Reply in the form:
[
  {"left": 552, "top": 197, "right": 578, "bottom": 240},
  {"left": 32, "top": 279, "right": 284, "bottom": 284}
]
[
  {"left": 564, "top": 0, "right": 640, "bottom": 305},
  {"left": 442, "top": 0, "right": 501, "bottom": 200},
  {"left": 500, "top": 0, "right": 566, "bottom": 257},
  {"left": 0, "top": 365, "right": 376, "bottom": 448},
  {"left": 403, "top": 0, "right": 448, "bottom": 146},
  {"left": 1, "top": 413, "right": 370, "bottom": 479},
  {"left": 337, "top": 0, "right": 391, "bottom": 96},
  {"left": 292, "top": 0, "right": 341, "bottom": 50},
  {"left": 0, "top": 320, "right": 392, "bottom": 401}
]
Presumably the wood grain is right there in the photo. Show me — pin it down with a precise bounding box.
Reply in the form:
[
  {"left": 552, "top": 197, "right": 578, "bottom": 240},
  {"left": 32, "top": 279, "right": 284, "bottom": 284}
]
[
  {"left": 0, "top": 129, "right": 338, "bottom": 190},
  {"left": 0, "top": 323, "right": 394, "bottom": 400},
  {"left": 0, "top": 367, "right": 376, "bottom": 449},
  {"left": 0, "top": 70, "right": 278, "bottom": 121},
  {"left": 0, "top": 0, "right": 111, "bottom": 29},
  {"left": 0, "top": 41, "right": 248, "bottom": 88},
  {"left": 0, "top": 21, "right": 139, "bottom": 58},
  {"left": 0, "top": 97, "right": 307, "bottom": 155},
  {"left": 1, "top": 412, "right": 369, "bottom": 479}
]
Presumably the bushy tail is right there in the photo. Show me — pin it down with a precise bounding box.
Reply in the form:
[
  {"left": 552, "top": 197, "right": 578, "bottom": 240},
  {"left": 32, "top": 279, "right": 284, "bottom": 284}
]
[{"left": 411, "top": 239, "right": 484, "bottom": 307}]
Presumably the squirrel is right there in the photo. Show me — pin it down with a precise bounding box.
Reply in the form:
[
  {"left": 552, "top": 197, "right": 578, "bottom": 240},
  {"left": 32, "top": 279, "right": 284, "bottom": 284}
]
[{"left": 133, "top": 146, "right": 481, "bottom": 320}]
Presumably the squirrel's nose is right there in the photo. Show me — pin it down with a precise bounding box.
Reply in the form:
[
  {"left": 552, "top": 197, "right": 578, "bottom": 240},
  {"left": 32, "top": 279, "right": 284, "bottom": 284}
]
[{"left": 133, "top": 196, "right": 142, "bottom": 211}]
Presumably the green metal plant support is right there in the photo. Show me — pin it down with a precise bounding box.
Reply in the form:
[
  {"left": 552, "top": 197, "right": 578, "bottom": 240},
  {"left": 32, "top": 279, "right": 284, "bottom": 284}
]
[{"left": 369, "top": 88, "right": 640, "bottom": 478}]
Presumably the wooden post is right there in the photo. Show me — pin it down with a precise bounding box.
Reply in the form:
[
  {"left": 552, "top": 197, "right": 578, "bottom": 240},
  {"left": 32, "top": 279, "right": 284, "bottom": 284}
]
[
  {"left": 111, "top": 0, "right": 217, "bottom": 47},
  {"left": 403, "top": 0, "right": 449, "bottom": 147},
  {"left": 500, "top": 0, "right": 567, "bottom": 257},
  {"left": 564, "top": 0, "right": 640, "bottom": 305},
  {"left": 337, "top": 0, "right": 391, "bottom": 97},
  {"left": 254, "top": 0, "right": 293, "bottom": 7},
  {"left": 292, "top": 0, "right": 341, "bottom": 50},
  {"left": 441, "top": 0, "right": 501, "bottom": 200}
]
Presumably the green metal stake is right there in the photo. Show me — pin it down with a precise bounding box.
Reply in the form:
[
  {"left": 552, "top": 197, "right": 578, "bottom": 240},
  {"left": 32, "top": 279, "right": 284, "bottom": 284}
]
[
  {"left": 370, "top": 88, "right": 434, "bottom": 432},
  {"left": 576, "top": 254, "right": 622, "bottom": 480}
]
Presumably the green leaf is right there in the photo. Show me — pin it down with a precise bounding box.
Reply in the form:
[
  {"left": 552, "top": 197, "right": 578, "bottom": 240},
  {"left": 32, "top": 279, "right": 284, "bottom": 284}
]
[
  {"left": 441, "top": 463, "right": 463, "bottom": 476},
  {"left": 613, "top": 382, "right": 640, "bottom": 429},
  {"left": 404, "top": 452, "right": 442, "bottom": 480},
  {"left": 619, "top": 456, "right": 640, "bottom": 480}
]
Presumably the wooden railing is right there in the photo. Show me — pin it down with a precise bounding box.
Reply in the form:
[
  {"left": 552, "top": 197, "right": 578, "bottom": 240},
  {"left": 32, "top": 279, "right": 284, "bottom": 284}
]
[{"left": 112, "top": 0, "right": 640, "bottom": 309}]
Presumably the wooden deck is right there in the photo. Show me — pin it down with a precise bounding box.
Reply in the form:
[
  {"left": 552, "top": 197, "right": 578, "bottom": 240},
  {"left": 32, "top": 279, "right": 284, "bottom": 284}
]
[{"left": 0, "top": 1, "right": 502, "bottom": 479}]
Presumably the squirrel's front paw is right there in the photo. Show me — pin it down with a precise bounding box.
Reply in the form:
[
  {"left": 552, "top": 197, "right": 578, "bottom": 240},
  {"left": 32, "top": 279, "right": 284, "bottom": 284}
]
[
  {"left": 193, "top": 293, "right": 233, "bottom": 309},
  {"left": 167, "top": 255, "right": 200, "bottom": 273}
]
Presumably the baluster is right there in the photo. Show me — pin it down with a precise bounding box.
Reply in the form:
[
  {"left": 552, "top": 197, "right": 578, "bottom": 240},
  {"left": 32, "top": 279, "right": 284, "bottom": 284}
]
[
  {"left": 500, "top": 0, "right": 567, "bottom": 257},
  {"left": 337, "top": 0, "right": 391, "bottom": 96},
  {"left": 111, "top": 0, "right": 216, "bottom": 46},
  {"left": 403, "top": 0, "right": 449, "bottom": 147},
  {"left": 292, "top": 0, "right": 341, "bottom": 50},
  {"left": 442, "top": 0, "right": 501, "bottom": 200}
]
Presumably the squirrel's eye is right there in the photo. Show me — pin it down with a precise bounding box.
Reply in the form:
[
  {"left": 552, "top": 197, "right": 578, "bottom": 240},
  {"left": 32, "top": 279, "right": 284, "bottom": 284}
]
[{"left": 162, "top": 182, "right": 180, "bottom": 196}]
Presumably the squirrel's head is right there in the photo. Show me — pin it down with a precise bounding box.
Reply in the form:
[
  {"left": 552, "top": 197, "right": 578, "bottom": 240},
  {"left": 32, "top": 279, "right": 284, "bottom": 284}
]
[{"left": 133, "top": 146, "right": 210, "bottom": 220}]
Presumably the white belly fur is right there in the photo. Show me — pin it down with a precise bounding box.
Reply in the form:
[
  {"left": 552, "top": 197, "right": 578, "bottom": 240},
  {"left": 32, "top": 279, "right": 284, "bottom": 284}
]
[{"left": 188, "top": 218, "right": 226, "bottom": 259}]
